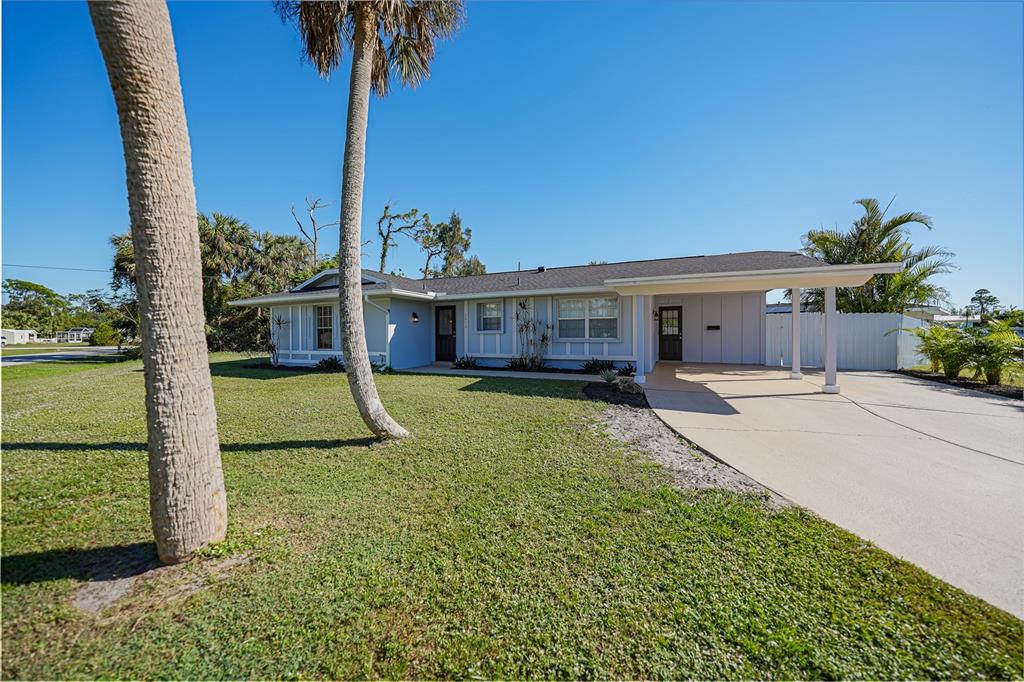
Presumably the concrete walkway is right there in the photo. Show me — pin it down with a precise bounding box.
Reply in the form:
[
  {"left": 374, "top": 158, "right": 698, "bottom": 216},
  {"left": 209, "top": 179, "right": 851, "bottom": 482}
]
[
  {"left": 405, "top": 363, "right": 601, "bottom": 382},
  {"left": 644, "top": 363, "right": 1024, "bottom": 617}
]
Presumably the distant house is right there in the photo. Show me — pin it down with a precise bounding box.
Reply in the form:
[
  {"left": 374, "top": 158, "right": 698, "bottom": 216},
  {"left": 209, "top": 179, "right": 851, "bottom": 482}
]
[
  {"left": 1, "top": 329, "right": 37, "bottom": 345},
  {"left": 55, "top": 327, "right": 94, "bottom": 343},
  {"left": 905, "top": 306, "right": 981, "bottom": 326}
]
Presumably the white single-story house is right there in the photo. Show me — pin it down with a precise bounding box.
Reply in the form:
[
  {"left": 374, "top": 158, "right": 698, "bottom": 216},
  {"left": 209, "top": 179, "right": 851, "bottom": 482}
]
[
  {"left": 231, "top": 250, "right": 901, "bottom": 394},
  {"left": 1, "top": 329, "right": 38, "bottom": 345},
  {"left": 55, "top": 327, "right": 94, "bottom": 343}
]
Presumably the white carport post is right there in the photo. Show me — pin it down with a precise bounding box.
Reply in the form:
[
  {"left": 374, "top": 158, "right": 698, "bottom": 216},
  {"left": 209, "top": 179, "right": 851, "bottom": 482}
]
[
  {"left": 634, "top": 294, "right": 646, "bottom": 384},
  {"left": 790, "top": 288, "right": 802, "bottom": 379},
  {"left": 823, "top": 286, "right": 839, "bottom": 393}
]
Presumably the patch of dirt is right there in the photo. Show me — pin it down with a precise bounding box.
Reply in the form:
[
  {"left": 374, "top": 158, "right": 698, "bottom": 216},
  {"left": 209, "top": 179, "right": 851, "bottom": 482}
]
[
  {"left": 583, "top": 381, "right": 649, "bottom": 408},
  {"left": 71, "top": 552, "right": 251, "bottom": 615},
  {"left": 894, "top": 369, "right": 1022, "bottom": 400},
  {"left": 595, "top": 404, "right": 789, "bottom": 508}
]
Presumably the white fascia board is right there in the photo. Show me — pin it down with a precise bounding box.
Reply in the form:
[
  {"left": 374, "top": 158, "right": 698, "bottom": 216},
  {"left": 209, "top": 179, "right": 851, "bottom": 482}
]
[
  {"left": 388, "top": 288, "right": 436, "bottom": 301},
  {"left": 290, "top": 268, "right": 339, "bottom": 292},
  {"left": 434, "top": 286, "right": 615, "bottom": 301},
  {"left": 605, "top": 263, "right": 903, "bottom": 295},
  {"left": 230, "top": 287, "right": 425, "bottom": 307}
]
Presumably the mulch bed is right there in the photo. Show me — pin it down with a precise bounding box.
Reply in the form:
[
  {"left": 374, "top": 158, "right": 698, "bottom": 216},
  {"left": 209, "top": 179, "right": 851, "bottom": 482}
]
[
  {"left": 583, "top": 381, "right": 649, "bottom": 408},
  {"left": 894, "top": 369, "right": 1022, "bottom": 400}
]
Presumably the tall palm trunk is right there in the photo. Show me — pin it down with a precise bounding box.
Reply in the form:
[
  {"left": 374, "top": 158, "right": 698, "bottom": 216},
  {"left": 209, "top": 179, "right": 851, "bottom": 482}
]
[
  {"left": 338, "top": 6, "right": 409, "bottom": 439},
  {"left": 90, "top": 0, "right": 228, "bottom": 563}
]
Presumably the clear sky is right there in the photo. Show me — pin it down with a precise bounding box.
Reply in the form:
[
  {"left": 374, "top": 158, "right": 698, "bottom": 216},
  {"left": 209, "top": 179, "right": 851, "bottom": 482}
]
[{"left": 3, "top": 1, "right": 1022, "bottom": 308}]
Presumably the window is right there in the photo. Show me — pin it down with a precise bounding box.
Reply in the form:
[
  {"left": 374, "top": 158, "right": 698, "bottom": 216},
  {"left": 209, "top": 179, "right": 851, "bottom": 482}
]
[
  {"left": 315, "top": 305, "right": 333, "bottom": 349},
  {"left": 476, "top": 301, "right": 503, "bottom": 332},
  {"left": 557, "top": 296, "right": 618, "bottom": 339}
]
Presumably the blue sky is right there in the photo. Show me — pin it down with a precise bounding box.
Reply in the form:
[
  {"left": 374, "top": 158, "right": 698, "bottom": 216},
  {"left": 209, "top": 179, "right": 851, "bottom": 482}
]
[{"left": 3, "top": 1, "right": 1022, "bottom": 307}]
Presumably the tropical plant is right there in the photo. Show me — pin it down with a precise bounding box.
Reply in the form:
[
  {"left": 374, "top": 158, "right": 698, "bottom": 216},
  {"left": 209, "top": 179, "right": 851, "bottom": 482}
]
[
  {"left": 582, "top": 358, "right": 616, "bottom": 374},
  {"left": 452, "top": 355, "right": 479, "bottom": 369},
  {"left": 275, "top": 0, "right": 464, "bottom": 439},
  {"left": 799, "top": 198, "right": 954, "bottom": 312},
  {"left": 511, "top": 299, "right": 551, "bottom": 370},
  {"left": 90, "top": 0, "right": 227, "bottom": 563},
  {"left": 315, "top": 356, "right": 345, "bottom": 373},
  {"left": 966, "top": 320, "right": 1023, "bottom": 385},
  {"left": 903, "top": 325, "right": 972, "bottom": 378},
  {"left": 617, "top": 362, "right": 636, "bottom": 377},
  {"left": 599, "top": 369, "right": 618, "bottom": 384}
]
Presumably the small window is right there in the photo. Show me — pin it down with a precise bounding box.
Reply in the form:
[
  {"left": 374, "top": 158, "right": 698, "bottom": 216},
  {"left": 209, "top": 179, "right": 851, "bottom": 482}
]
[
  {"left": 477, "top": 301, "right": 503, "bottom": 332},
  {"left": 315, "top": 305, "right": 333, "bottom": 349},
  {"left": 557, "top": 296, "right": 618, "bottom": 340}
]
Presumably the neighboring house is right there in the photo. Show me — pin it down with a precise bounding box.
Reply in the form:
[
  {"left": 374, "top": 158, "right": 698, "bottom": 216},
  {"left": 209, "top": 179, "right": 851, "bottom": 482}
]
[
  {"left": 905, "top": 305, "right": 981, "bottom": 326},
  {"left": 231, "top": 250, "right": 900, "bottom": 393},
  {"left": 55, "top": 327, "right": 94, "bottom": 343},
  {"left": 0, "top": 329, "right": 37, "bottom": 345}
]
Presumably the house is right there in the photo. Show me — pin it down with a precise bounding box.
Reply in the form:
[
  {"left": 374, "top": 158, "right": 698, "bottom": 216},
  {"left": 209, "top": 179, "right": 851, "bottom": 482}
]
[
  {"left": 231, "top": 250, "right": 900, "bottom": 394},
  {"left": 0, "top": 329, "right": 37, "bottom": 345},
  {"left": 55, "top": 327, "right": 94, "bottom": 343}
]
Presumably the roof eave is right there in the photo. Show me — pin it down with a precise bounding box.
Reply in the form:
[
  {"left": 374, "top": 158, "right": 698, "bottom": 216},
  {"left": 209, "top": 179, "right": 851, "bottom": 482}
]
[{"left": 605, "top": 263, "right": 903, "bottom": 295}]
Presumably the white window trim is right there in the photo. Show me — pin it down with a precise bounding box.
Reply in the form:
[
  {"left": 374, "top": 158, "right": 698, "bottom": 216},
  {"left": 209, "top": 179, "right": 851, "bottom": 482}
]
[
  {"left": 475, "top": 299, "right": 504, "bottom": 334},
  {"left": 315, "top": 304, "right": 334, "bottom": 350},
  {"left": 555, "top": 296, "right": 621, "bottom": 342}
]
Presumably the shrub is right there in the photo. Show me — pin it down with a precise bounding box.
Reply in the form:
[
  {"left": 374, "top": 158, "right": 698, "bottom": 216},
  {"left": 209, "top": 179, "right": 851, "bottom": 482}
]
[
  {"left": 315, "top": 356, "right": 344, "bottom": 372},
  {"left": 582, "top": 358, "right": 615, "bottom": 374},
  {"left": 371, "top": 359, "right": 392, "bottom": 374},
  {"left": 506, "top": 356, "right": 545, "bottom": 372},
  {"left": 618, "top": 377, "right": 644, "bottom": 394},
  {"left": 617, "top": 362, "right": 636, "bottom": 377},
  {"left": 88, "top": 322, "right": 121, "bottom": 347},
  {"left": 453, "top": 355, "right": 479, "bottom": 369},
  {"left": 967, "top": 321, "right": 1023, "bottom": 385},
  {"left": 905, "top": 325, "right": 972, "bottom": 378},
  {"left": 599, "top": 369, "right": 618, "bottom": 384}
]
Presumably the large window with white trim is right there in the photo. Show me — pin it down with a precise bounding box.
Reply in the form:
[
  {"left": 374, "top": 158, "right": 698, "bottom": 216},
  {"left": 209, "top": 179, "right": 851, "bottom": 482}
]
[
  {"left": 476, "top": 300, "right": 503, "bottom": 332},
  {"left": 315, "top": 305, "right": 333, "bottom": 349},
  {"left": 557, "top": 296, "right": 618, "bottom": 340}
]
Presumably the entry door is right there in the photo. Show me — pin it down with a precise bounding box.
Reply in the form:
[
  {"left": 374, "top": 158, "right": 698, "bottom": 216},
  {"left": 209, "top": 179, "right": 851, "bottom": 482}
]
[
  {"left": 658, "top": 306, "right": 682, "bottom": 361},
  {"left": 435, "top": 306, "right": 457, "bottom": 361}
]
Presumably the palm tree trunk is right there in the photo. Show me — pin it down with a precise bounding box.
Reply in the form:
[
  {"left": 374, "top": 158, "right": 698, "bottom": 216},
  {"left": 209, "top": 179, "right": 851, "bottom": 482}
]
[
  {"left": 339, "top": 5, "right": 409, "bottom": 439},
  {"left": 89, "top": 0, "right": 228, "bottom": 563}
]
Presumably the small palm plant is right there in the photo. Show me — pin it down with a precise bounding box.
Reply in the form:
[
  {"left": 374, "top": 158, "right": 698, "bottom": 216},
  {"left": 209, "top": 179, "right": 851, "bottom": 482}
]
[
  {"left": 904, "top": 325, "right": 972, "bottom": 378},
  {"left": 967, "top": 321, "right": 1023, "bottom": 385}
]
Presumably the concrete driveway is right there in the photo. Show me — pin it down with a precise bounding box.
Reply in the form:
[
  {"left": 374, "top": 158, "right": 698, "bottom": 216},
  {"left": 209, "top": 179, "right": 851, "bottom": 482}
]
[
  {"left": 644, "top": 363, "right": 1024, "bottom": 617},
  {"left": 0, "top": 346, "right": 122, "bottom": 366}
]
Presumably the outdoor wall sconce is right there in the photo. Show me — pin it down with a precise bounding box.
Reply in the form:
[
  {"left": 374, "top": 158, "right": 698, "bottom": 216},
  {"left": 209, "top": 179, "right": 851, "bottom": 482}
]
[
  {"left": 411, "top": 312, "right": 420, "bottom": 324},
  {"left": 652, "top": 309, "right": 659, "bottom": 320}
]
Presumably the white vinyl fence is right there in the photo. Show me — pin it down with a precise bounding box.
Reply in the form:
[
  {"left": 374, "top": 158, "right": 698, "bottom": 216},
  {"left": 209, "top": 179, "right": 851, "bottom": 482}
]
[{"left": 765, "top": 312, "right": 928, "bottom": 371}]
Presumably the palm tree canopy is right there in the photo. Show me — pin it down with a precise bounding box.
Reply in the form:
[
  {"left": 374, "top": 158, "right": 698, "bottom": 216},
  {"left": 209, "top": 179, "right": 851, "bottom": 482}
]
[
  {"left": 274, "top": 0, "right": 464, "bottom": 96},
  {"left": 800, "top": 197, "right": 955, "bottom": 313}
]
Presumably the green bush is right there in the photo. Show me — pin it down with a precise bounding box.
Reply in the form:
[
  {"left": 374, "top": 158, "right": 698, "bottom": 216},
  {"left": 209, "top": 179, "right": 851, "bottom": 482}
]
[
  {"left": 905, "top": 325, "right": 971, "bottom": 378},
  {"left": 967, "top": 321, "right": 1023, "bottom": 385},
  {"left": 88, "top": 322, "right": 121, "bottom": 346},
  {"left": 599, "top": 369, "right": 618, "bottom": 384},
  {"left": 452, "top": 355, "right": 479, "bottom": 369},
  {"left": 582, "top": 358, "right": 615, "bottom": 374},
  {"left": 315, "top": 356, "right": 344, "bottom": 373}
]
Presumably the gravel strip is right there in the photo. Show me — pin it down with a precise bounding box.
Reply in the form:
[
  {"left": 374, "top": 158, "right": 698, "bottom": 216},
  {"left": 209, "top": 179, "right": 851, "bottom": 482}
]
[{"left": 596, "top": 403, "right": 790, "bottom": 508}]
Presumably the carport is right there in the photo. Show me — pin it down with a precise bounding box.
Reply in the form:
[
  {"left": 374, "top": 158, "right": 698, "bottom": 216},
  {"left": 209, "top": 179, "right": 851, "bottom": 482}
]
[{"left": 607, "top": 261, "right": 902, "bottom": 393}]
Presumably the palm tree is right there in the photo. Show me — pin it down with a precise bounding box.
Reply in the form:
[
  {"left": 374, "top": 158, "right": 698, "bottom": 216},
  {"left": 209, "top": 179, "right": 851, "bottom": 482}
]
[
  {"left": 800, "top": 197, "right": 954, "bottom": 312},
  {"left": 275, "top": 0, "right": 464, "bottom": 439},
  {"left": 89, "top": 0, "right": 227, "bottom": 564}
]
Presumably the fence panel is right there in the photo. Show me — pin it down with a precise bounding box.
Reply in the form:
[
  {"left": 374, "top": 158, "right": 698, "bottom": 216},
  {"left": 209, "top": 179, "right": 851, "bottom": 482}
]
[{"left": 765, "top": 312, "right": 917, "bottom": 370}]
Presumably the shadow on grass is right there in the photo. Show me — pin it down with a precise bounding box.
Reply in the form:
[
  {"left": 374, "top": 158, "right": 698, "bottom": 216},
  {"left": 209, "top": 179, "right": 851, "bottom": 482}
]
[
  {"left": 3, "top": 437, "right": 379, "bottom": 453},
  {"left": 457, "top": 376, "right": 589, "bottom": 400},
  {"left": 2, "top": 542, "right": 159, "bottom": 586},
  {"left": 209, "top": 357, "right": 323, "bottom": 380}
]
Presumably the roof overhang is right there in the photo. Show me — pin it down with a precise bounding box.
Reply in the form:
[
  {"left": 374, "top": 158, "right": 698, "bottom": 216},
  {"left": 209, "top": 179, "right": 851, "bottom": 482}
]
[
  {"left": 229, "top": 287, "right": 435, "bottom": 307},
  {"left": 604, "top": 262, "right": 903, "bottom": 296}
]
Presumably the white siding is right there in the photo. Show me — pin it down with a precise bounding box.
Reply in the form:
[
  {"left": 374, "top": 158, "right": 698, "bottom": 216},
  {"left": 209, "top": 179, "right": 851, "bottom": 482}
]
[{"left": 766, "top": 311, "right": 925, "bottom": 370}]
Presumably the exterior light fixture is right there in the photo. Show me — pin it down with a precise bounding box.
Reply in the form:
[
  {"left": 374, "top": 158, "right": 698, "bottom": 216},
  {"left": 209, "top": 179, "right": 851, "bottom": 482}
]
[{"left": 411, "top": 312, "right": 420, "bottom": 324}]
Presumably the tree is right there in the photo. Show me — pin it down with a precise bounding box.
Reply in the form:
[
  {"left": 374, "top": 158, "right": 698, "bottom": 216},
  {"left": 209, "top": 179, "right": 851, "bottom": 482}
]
[
  {"left": 969, "top": 289, "right": 1000, "bottom": 321},
  {"left": 1, "top": 279, "right": 68, "bottom": 336},
  {"left": 453, "top": 255, "right": 486, "bottom": 276},
  {"left": 291, "top": 197, "right": 339, "bottom": 269},
  {"left": 376, "top": 203, "right": 425, "bottom": 272},
  {"left": 799, "top": 197, "right": 954, "bottom": 312},
  {"left": 415, "top": 211, "right": 479, "bottom": 277},
  {"left": 89, "top": 322, "right": 122, "bottom": 346},
  {"left": 90, "top": 0, "right": 226, "bottom": 564},
  {"left": 275, "top": 0, "right": 464, "bottom": 439}
]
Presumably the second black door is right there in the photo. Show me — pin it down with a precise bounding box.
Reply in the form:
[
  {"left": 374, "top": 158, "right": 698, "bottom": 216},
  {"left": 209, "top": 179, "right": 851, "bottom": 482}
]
[
  {"left": 658, "top": 306, "right": 682, "bottom": 361},
  {"left": 435, "top": 306, "right": 457, "bottom": 361}
]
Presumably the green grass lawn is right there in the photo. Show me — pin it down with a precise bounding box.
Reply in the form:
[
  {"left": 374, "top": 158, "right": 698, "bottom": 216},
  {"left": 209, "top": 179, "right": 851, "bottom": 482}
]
[
  {"left": 909, "top": 364, "right": 1024, "bottom": 388},
  {"left": 2, "top": 354, "right": 1021, "bottom": 679}
]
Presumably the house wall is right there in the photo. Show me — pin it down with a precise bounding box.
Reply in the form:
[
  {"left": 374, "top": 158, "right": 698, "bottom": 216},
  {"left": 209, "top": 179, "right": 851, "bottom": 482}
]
[
  {"left": 442, "top": 293, "right": 636, "bottom": 367},
  {"left": 652, "top": 292, "right": 766, "bottom": 364},
  {"left": 269, "top": 299, "right": 388, "bottom": 367},
  {"left": 389, "top": 298, "right": 433, "bottom": 369}
]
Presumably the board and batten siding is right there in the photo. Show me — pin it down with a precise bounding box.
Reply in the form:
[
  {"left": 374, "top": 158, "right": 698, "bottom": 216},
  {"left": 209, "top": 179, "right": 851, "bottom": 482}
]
[
  {"left": 269, "top": 300, "right": 388, "bottom": 366},
  {"left": 765, "top": 312, "right": 927, "bottom": 370},
  {"left": 450, "top": 294, "right": 635, "bottom": 364},
  {"left": 653, "top": 292, "right": 766, "bottom": 365}
]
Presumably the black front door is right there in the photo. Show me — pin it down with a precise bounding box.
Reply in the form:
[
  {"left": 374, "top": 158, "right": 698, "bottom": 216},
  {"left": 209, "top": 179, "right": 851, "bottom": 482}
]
[
  {"left": 435, "top": 306, "right": 457, "bottom": 361},
  {"left": 658, "top": 306, "right": 682, "bottom": 361}
]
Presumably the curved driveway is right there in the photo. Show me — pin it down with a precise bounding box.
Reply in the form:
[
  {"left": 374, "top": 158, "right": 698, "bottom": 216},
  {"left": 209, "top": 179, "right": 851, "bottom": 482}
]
[{"left": 645, "top": 364, "right": 1023, "bottom": 618}]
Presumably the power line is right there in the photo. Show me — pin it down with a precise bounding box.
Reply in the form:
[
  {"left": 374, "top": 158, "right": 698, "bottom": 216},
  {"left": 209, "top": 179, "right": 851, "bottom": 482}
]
[{"left": 2, "top": 263, "right": 110, "bottom": 273}]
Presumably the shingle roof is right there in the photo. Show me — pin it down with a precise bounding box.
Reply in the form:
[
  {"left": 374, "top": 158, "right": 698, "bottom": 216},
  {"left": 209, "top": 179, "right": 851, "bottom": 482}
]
[
  {"left": 243, "top": 251, "right": 827, "bottom": 304},
  {"left": 398, "top": 251, "right": 825, "bottom": 296}
]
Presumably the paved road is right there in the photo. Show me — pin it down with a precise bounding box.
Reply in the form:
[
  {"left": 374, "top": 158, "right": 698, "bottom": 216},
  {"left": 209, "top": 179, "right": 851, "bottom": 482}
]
[
  {"left": 645, "top": 363, "right": 1024, "bottom": 618},
  {"left": 0, "top": 346, "right": 123, "bottom": 366}
]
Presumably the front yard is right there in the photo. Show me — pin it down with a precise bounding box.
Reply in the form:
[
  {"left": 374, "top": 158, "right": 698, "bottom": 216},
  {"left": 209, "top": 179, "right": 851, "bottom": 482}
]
[{"left": 2, "top": 355, "right": 1021, "bottom": 679}]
